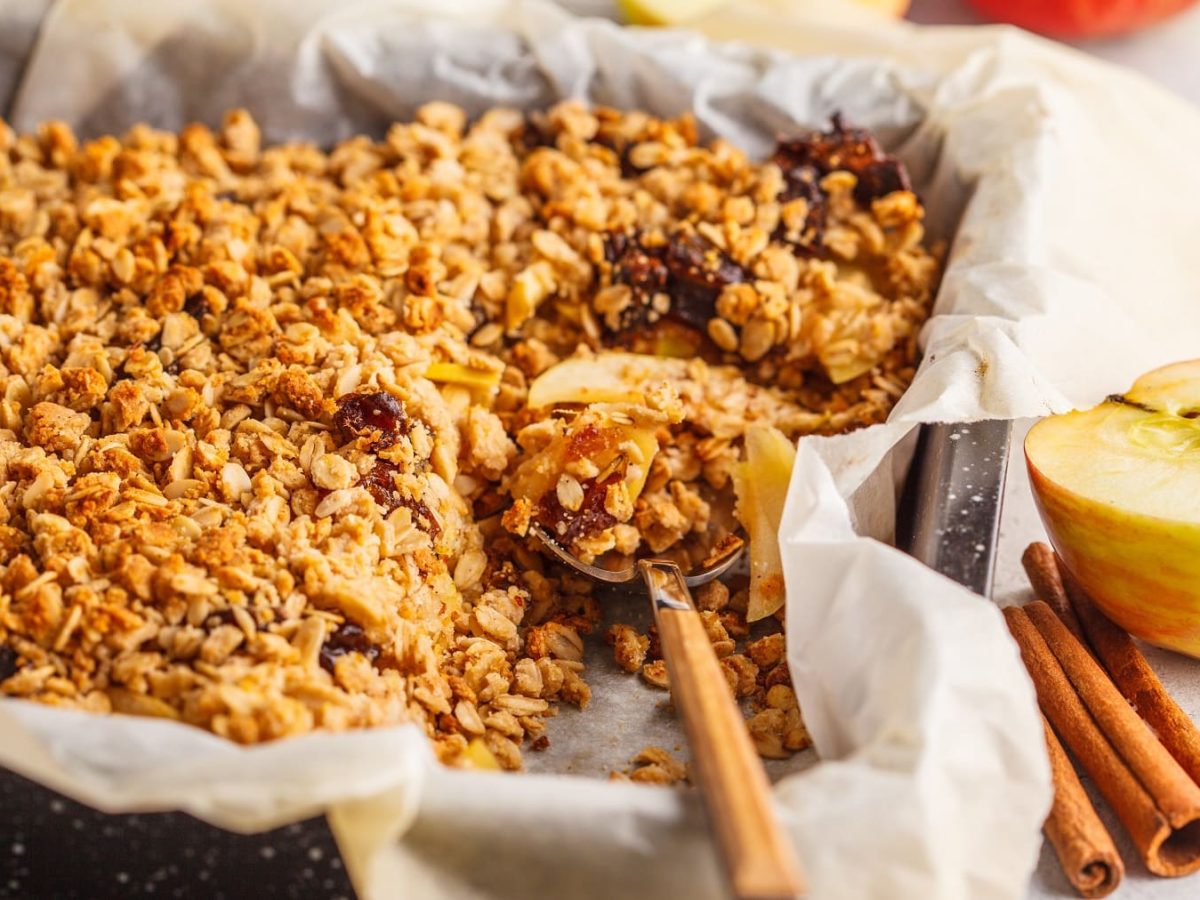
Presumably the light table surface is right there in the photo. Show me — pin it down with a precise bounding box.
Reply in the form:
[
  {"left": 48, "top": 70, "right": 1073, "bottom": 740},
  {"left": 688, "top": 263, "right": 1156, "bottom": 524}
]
[{"left": 910, "top": 3, "right": 1200, "bottom": 896}]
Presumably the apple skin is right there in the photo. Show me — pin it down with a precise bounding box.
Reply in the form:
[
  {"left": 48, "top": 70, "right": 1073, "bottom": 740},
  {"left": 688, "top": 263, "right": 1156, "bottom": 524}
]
[
  {"left": 1027, "top": 447, "right": 1200, "bottom": 657},
  {"left": 968, "top": 0, "right": 1197, "bottom": 39}
]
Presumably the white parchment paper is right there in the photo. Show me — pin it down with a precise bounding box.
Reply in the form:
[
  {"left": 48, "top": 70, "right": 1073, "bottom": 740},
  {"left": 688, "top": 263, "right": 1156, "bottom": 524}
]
[{"left": 6, "top": 1, "right": 1200, "bottom": 897}]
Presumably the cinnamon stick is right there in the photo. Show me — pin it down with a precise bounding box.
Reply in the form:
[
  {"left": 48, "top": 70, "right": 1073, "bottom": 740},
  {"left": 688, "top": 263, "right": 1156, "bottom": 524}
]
[
  {"left": 1004, "top": 603, "right": 1200, "bottom": 876},
  {"left": 1026, "top": 601, "right": 1200, "bottom": 824},
  {"left": 1041, "top": 716, "right": 1123, "bottom": 897},
  {"left": 1022, "top": 542, "right": 1086, "bottom": 644},
  {"left": 1053, "top": 554, "right": 1200, "bottom": 791}
]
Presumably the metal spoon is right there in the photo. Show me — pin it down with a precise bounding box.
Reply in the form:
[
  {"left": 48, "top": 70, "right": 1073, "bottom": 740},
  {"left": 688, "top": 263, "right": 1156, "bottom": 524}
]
[{"left": 531, "top": 524, "right": 806, "bottom": 900}]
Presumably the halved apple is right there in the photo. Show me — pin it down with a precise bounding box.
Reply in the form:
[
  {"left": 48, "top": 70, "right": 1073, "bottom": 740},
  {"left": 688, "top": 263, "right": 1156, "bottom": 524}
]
[
  {"left": 1026, "top": 359, "right": 1200, "bottom": 656},
  {"left": 733, "top": 424, "right": 797, "bottom": 622}
]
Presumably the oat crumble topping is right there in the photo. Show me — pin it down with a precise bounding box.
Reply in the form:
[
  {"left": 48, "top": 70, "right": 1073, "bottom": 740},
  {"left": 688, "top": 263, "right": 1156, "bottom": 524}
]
[{"left": 0, "top": 102, "right": 937, "bottom": 767}]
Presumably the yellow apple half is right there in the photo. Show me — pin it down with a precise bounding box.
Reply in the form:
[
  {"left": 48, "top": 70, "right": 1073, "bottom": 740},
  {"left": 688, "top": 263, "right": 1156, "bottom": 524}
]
[{"left": 1025, "top": 359, "right": 1200, "bottom": 656}]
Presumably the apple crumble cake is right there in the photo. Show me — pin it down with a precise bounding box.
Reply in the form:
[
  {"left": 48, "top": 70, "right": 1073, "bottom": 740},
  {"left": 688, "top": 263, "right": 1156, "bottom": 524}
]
[{"left": 0, "top": 102, "right": 938, "bottom": 767}]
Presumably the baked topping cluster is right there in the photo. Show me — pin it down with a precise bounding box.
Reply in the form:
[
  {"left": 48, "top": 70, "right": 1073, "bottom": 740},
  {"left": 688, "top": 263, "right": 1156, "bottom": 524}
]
[{"left": 0, "top": 102, "right": 937, "bottom": 767}]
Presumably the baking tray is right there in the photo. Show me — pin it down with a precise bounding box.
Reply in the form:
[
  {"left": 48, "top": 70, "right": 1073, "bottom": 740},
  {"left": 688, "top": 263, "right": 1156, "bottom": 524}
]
[
  {"left": 0, "top": 420, "right": 1013, "bottom": 897},
  {"left": 898, "top": 419, "right": 1012, "bottom": 598}
]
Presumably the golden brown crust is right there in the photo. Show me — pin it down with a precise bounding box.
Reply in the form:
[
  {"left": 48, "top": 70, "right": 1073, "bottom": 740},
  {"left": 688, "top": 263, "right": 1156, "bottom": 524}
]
[{"left": 0, "top": 103, "right": 937, "bottom": 767}]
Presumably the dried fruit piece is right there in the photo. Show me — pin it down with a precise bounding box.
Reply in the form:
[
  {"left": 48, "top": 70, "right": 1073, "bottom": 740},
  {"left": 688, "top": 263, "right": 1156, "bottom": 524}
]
[
  {"left": 603, "top": 232, "right": 670, "bottom": 333},
  {"left": 358, "top": 460, "right": 404, "bottom": 513},
  {"left": 772, "top": 113, "right": 913, "bottom": 252},
  {"left": 0, "top": 646, "right": 16, "bottom": 681},
  {"left": 333, "top": 391, "right": 409, "bottom": 450},
  {"left": 536, "top": 471, "right": 622, "bottom": 548},
  {"left": 661, "top": 233, "right": 747, "bottom": 332},
  {"left": 359, "top": 461, "right": 441, "bottom": 536},
  {"left": 506, "top": 404, "right": 664, "bottom": 557},
  {"left": 774, "top": 113, "right": 911, "bottom": 200},
  {"left": 318, "top": 622, "right": 380, "bottom": 674},
  {"left": 601, "top": 231, "right": 746, "bottom": 338}
]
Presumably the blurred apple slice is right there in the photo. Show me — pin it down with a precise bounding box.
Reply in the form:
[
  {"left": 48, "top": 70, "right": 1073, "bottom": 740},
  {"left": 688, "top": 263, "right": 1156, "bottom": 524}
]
[
  {"left": 458, "top": 737, "right": 501, "bottom": 770},
  {"left": 618, "top": 0, "right": 726, "bottom": 25},
  {"left": 1123, "top": 362, "right": 1200, "bottom": 415},
  {"left": 619, "top": 0, "right": 911, "bottom": 26},
  {"left": 826, "top": 357, "right": 877, "bottom": 385},
  {"left": 1026, "top": 359, "right": 1200, "bottom": 656},
  {"left": 527, "top": 352, "right": 688, "bottom": 409},
  {"left": 733, "top": 424, "right": 797, "bottom": 622}
]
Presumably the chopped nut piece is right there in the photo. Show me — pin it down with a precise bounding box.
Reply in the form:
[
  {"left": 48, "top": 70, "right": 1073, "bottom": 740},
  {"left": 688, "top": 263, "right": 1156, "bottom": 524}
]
[
  {"left": 723, "top": 654, "right": 760, "bottom": 698},
  {"left": 558, "top": 664, "right": 592, "bottom": 708},
  {"left": 694, "top": 579, "right": 730, "bottom": 612},
  {"left": 641, "top": 659, "right": 671, "bottom": 690},
  {"left": 606, "top": 623, "right": 649, "bottom": 673},
  {"left": 748, "top": 708, "right": 791, "bottom": 760},
  {"left": 625, "top": 746, "right": 688, "bottom": 785},
  {"left": 525, "top": 622, "right": 585, "bottom": 662},
  {"left": 747, "top": 633, "right": 786, "bottom": 669}
]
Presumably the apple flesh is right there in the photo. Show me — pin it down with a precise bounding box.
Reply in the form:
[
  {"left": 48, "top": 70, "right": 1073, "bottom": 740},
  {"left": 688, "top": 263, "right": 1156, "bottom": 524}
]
[
  {"left": 733, "top": 424, "right": 797, "bottom": 623},
  {"left": 526, "top": 352, "right": 688, "bottom": 410},
  {"left": 1026, "top": 359, "right": 1200, "bottom": 656}
]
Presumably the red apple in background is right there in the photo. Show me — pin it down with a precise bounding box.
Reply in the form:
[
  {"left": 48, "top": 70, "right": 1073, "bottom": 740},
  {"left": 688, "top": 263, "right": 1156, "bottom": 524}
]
[
  {"left": 1025, "top": 359, "right": 1200, "bottom": 657},
  {"left": 968, "top": 0, "right": 1198, "bottom": 38}
]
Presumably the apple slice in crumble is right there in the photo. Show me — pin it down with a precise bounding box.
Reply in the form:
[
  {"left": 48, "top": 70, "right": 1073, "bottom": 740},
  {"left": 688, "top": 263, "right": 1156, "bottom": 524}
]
[{"left": 503, "top": 402, "right": 675, "bottom": 562}]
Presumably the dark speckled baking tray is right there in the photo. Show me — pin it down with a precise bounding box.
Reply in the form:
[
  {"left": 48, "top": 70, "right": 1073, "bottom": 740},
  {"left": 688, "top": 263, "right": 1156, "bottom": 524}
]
[{"left": 897, "top": 420, "right": 1011, "bottom": 597}]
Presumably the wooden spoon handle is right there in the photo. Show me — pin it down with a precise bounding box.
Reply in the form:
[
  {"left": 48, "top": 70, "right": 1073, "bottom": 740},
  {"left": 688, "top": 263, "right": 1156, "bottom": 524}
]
[{"left": 641, "top": 561, "right": 806, "bottom": 900}]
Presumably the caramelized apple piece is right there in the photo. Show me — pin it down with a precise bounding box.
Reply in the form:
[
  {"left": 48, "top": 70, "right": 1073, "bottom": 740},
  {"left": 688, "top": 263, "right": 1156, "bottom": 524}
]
[
  {"left": 826, "top": 358, "right": 877, "bottom": 385},
  {"left": 425, "top": 361, "right": 503, "bottom": 396},
  {"left": 506, "top": 404, "right": 665, "bottom": 557},
  {"left": 733, "top": 424, "right": 797, "bottom": 622},
  {"left": 527, "top": 352, "right": 687, "bottom": 409}
]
